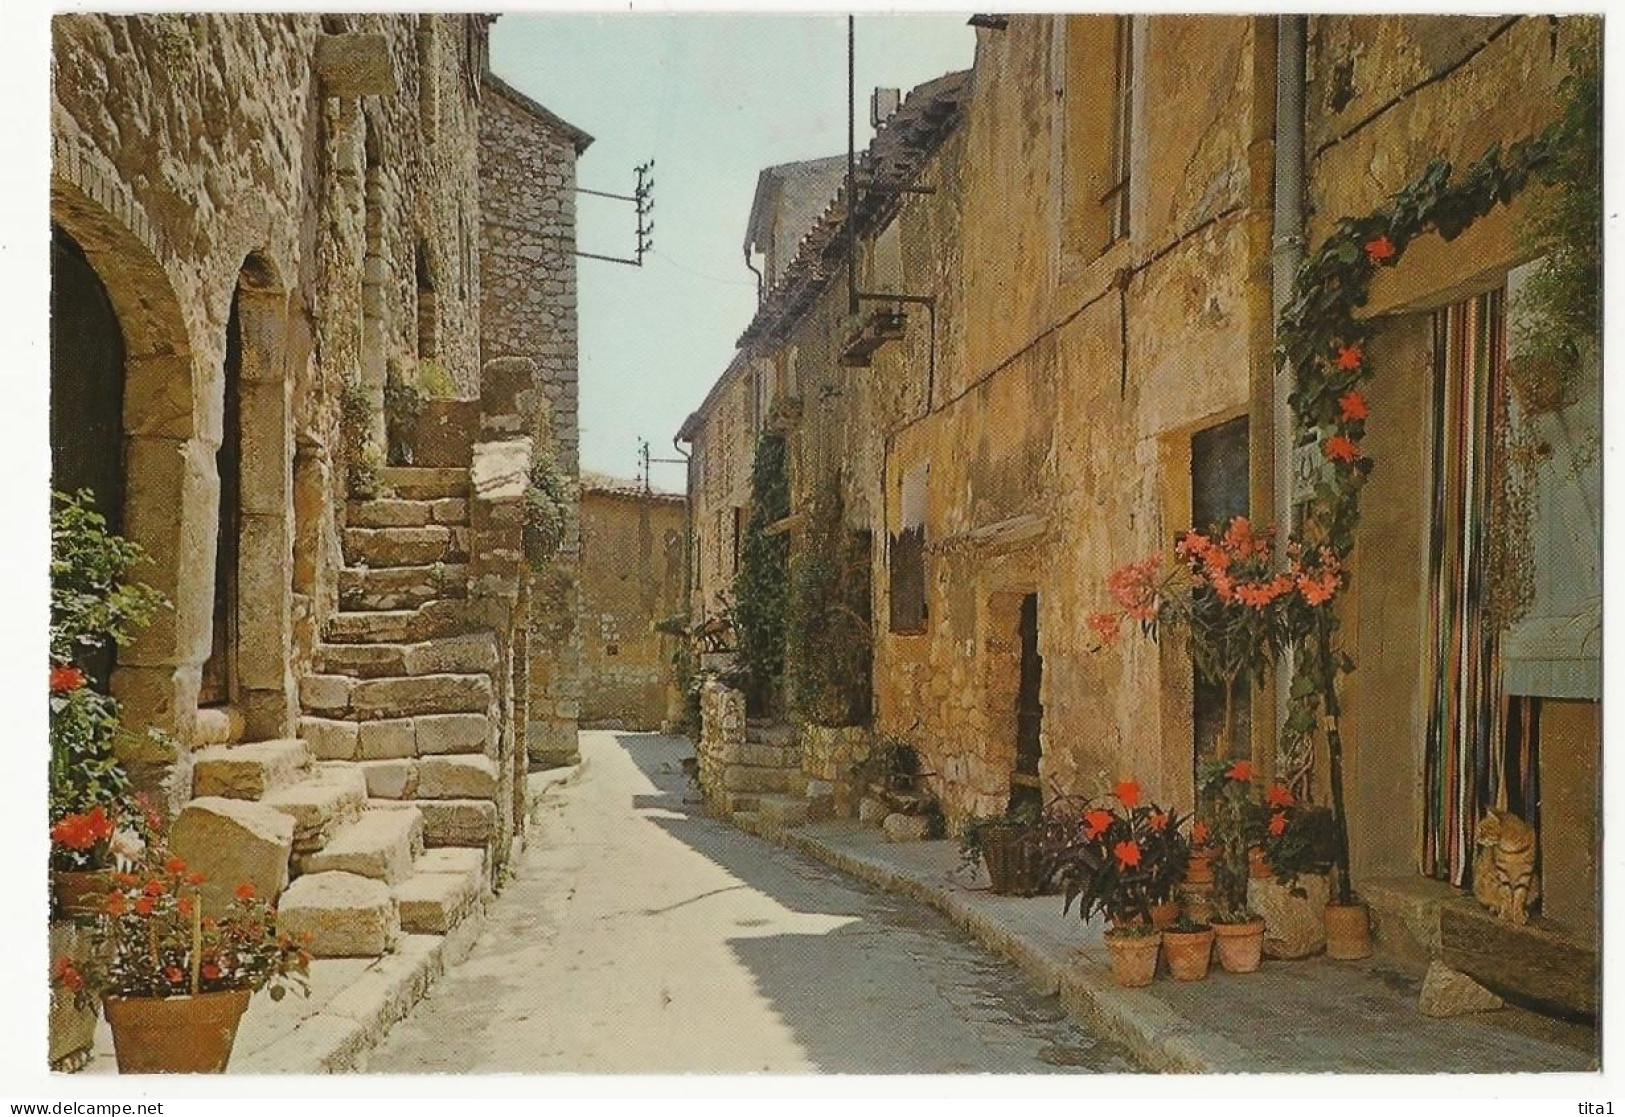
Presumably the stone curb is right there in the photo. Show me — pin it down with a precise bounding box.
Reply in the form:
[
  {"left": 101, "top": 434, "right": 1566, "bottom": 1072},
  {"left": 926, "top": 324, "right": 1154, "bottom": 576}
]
[
  {"left": 229, "top": 902, "right": 487, "bottom": 1073},
  {"left": 732, "top": 813, "right": 1251, "bottom": 1073}
]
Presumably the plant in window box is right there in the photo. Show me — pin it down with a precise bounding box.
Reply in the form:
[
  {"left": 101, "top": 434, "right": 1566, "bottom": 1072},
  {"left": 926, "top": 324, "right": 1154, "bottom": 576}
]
[
  {"left": 1043, "top": 781, "right": 1189, "bottom": 987},
  {"left": 1196, "top": 758, "right": 1268, "bottom": 972},
  {"left": 53, "top": 857, "right": 312, "bottom": 1074},
  {"left": 958, "top": 799, "right": 1046, "bottom": 896}
]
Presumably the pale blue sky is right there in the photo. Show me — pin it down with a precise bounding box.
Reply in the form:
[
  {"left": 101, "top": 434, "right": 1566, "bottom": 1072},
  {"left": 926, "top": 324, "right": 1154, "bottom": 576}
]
[{"left": 489, "top": 14, "right": 977, "bottom": 490}]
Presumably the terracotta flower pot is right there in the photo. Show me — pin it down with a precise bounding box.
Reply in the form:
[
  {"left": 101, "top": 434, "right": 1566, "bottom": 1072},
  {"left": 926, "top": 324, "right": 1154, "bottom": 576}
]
[
  {"left": 52, "top": 869, "right": 112, "bottom": 921},
  {"left": 1183, "top": 850, "right": 1214, "bottom": 885},
  {"left": 104, "top": 988, "right": 252, "bottom": 1074},
  {"left": 1103, "top": 930, "right": 1160, "bottom": 988},
  {"left": 1211, "top": 917, "right": 1266, "bottom": 973},
  {"left": 1161, "top": 926, "right": 1214, "bottom": 981},
  {"left": 1248, "top": 847, "right": 1272, "bottom": 880},
  {"left": 1324, "top": 901, "right": 1373, "bottom": 960}
]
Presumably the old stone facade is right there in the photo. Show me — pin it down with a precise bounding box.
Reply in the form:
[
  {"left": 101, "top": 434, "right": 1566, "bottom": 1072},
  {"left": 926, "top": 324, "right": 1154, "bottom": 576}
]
[
  {"left": 49, "top": 14, "right": 586, "bottom": 963},
  {"left": 577, "top": 473, "right": 686, "bottom": 731},
  {"left": 681, "top": 14, "right": 1600, "bottom": 1001},
  {"left": 479, "top": 73, "right": 590, "bottom": 766}
]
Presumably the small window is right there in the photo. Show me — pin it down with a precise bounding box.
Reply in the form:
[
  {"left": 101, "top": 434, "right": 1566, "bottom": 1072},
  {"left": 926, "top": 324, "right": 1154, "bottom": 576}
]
[
  {"left": 889, "top": 460, "right": 929, "bottom": 634},
  {"left": 1062, "top": 15, "right": 1136, "bottom": 259}
]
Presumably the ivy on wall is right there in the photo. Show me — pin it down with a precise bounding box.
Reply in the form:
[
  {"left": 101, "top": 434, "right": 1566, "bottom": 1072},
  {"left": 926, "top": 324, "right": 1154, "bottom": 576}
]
[
  {"left": 787, "top": 477, "right": 873, "bottom": 727},
  {"left": 728, "top": 433, "right": 790, "bottom": 713}
]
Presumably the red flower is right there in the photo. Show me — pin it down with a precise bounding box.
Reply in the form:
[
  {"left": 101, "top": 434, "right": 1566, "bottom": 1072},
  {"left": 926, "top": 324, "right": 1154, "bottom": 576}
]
[
  {"left": 1324, "top": 434, "right": 1360, "bottom": 464},
  {"left": 165, "top": 856, "right": 188, "bottom": 876},
  {"left": 1298, "top": 574, "right": 1337, "bottom": 606},
  {"left": 1227, "top": 760, "right": 1253, "bottom": 782},
  {"left": 164, "top": 966, "right": 184, "bottom": 985},
  {"left": 177, "top": 896, "right": 194, "bottom": 917},
  {"left": 50, "top": 806, "right": 115, "bottom": 852},
  {"left": 1114, "top": 780, "right": 1141, "bottom": 809},
  {"left": 1106, "top": 554, "right": 1164, "bottom": 622},
  {"left": 1338, "top": 390, "right": 1370, "bottom": 422},
  {"left": 1335, "top": 345, "right": 1364, "bottom": 371},
  {"left": 187, "top": 871, "right": 206, "bottom": 886},
  {"left": 201, "top": 962, "right": 222, "bottom": 981},
  {"left": 1266, "top": 783, "right": 1295, "bottom": 808},
  {"left": 234, "top": 882, "right": 257, "bottom": 903},
  {"left": 1113, "top": 840, "right": 1142, "bottom": 869},
  {"left": 1082, "top": 809, "right": 1114, "bottom": 841},
  {"left": 1268, "top": 812, "right": 1288, "bottom": 837},
  {"left": 104, "top": 891, "right": 127, "bottom": 916},
  {"left": 133, "top": 895, "right": 156, "bottom": 917},
  {"left": 1149, "top": 811, "right": 1169, "bottom": 832},
  {"left": 49, "top": 664, "right": 86, "bottom": 693},
  {"left": 143, "top": 879, "right": 166, "bottom": 897},
  {"left": 1364, "top": 234, "right": 1396, "bottom": 263},
  {"left": 53, "top": 957, "right": 84, "bottom": 991},
  {"left": 1192, "top": 821, "right": 1209, "bottom": 846},
  {"left": 1088, "top": 612, "right": 1122, "bottom": 646}
]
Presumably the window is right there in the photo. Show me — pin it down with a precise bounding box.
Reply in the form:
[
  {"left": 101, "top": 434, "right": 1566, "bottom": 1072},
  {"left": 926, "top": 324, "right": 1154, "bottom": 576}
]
[
  {"left": 1189, "top": 416, "right": 1250, "bottom": 767},
  {"left": 1062, "top": 15, "right": 1136, "bottom": 258},
  {"left": 889, "top": 460, "right": 928, "bottom": 634}
]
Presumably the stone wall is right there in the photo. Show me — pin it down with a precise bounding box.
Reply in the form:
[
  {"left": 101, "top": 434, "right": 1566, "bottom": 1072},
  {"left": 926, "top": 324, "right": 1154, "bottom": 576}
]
[
  {"left": 50, "top": 13, "right": 489, "bottom": 810},
  {"left": 579, "top": 484, "right": 687, "bottom": 730},
  {"left": 478, "top": 75, "right": 587, "bottom": 767},
  {"left": 697, "top": 679, "right": 746, "bottom": 813},
  {"left": 799, "top": 723, "right": 873, "bottom": 818}
]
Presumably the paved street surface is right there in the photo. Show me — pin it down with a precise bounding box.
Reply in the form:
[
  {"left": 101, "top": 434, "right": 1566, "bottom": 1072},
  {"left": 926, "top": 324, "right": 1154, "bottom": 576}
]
[{"left": 368, "top": 730, "right": 1137, "bottom": 1074}]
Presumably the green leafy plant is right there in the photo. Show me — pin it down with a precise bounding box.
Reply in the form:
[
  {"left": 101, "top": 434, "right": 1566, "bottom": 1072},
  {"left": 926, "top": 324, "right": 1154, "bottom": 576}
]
[
  {"left": 728, "top": 434, "right": 790, "bottom": 714},
  {"left": 1196, "top": 759, "right": 1265, "bottom": 923},
  {"left": 383, "top": 366, "right": 423, "bottom": 467},
  {"left": 848, "top": 734, "right": 922, "bottom": 794},
  {"left": 523, "top": 455, "right": 571, "bottom": 569},
  {"left": 417, "top": 357, "right": 457, "bottom": 398},
  {"left": 786, "top": 477, "right": 871, "bottom": 726},
  {"left": 1043, "top": 780, "right": 1190, "bottom": 936},
  {"left": 50, "top": 491, "right": 164, "bottom": 666},
  {"left": 1258, "top": 786, "right": 1338, "bottom": 896},
  {"left": 338, "top": 377, "right": 379, "bottom": 498},
  {"left": 957, "top": 798, "right": 1044, "bottom": 868}
]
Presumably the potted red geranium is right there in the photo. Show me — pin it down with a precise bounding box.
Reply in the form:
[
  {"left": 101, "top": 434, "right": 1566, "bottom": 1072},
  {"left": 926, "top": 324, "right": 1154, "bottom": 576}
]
[
  {"left": 53, "top": 855, "right": 311, "bottom": 1073},
  {"left": 1043, "top": 780, "right": 1189, "bottom": 987}
]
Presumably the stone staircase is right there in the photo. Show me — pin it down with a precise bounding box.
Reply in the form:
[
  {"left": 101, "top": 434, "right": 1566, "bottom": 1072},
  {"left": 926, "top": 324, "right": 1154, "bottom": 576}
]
[
  {"left": 719, "top": 719, "right": 810, "bottom": 830},
  {"left": 172, "top": 467, "right": 500, "bottom": 959}
]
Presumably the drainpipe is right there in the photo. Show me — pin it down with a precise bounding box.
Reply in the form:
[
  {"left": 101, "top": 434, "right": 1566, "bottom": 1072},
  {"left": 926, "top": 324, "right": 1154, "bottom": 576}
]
[
  {"left": 744, "top": 247, "right": 764, "bottom": 306},
  {"left": 1271, "top": 16, "right": 1306, "bottom": 740}
]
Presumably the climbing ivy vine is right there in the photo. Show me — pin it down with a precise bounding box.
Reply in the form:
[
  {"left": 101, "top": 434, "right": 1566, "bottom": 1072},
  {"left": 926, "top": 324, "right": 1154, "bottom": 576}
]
[{"left": 728, "top": 434, "right": 790, "bottom": 713}]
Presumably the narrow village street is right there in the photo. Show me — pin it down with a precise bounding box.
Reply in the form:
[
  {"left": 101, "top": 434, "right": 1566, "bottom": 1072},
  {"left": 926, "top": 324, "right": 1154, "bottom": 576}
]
[{"left": 367, "top": 731, "right": 1137, "bottom": 1074}]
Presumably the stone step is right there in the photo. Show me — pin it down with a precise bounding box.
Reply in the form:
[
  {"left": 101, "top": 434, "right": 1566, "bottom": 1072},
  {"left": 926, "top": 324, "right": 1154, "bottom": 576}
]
[
  {"left": 343, "top": 525, "right": 469, "bottom": 569},
  {"left": 302, "top": 807, "right": 425, "bottom": 884},
  {"left": 329, "top": 673, "right": 494, "bottom": 720},
  {"left": 297, "top": 712, "right": 495, "bottom": 762},
  {"left": 719, "top": 791, "right": 762, "bottom": 815},
  {"left": 394, "top": 859, "right": 483, "bottom": 935},
  {"left": 313, "top": 632, "right": 498, "bottom": 680},
  {"left": 275, "top": 870, "right": 400, "bottom": 958},
  {"left": 745, "top": 724, "right": 796, "bottom": 747},
  {"left": 190, "top": 739, "right": 312, "bottom": 800},
  {"left": 756, "top": 793, "right": 810, "bottom": 829},
  {"left": 169, "top": 797, "right": 295, "bottom": 916},
  {"left": 720, "top": 741, "right": 800, "bottom": 769},
  {"left": 263, "top": 765, "right": 369, "bottom": 853},
  {"left": 417, "top": 754, "right": 500, "bottom": 800},
  {"left": 347, "top": 496, "right": 470, "bottom": 530},
  {"left": 721, "top": 764, "right": 793, "bottom": 795},
  {"left": 339, "top": 563, "right": 468, "bottom": 611},
  {"left": 378, "top": 466, "right": 471, "bottom": 501},
  {"left": 370, "top": 798, "right": 496, "bottom": 848},
  {"left": 325, "top": 600, "right": 481, "bottom": 645}
]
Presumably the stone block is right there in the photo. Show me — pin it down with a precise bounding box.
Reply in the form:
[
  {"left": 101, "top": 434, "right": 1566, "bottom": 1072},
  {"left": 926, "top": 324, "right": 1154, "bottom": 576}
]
[
  {"left": 300, "top": 673, "right": 354, "bottom": 712},
  {"left": 170, "top": 797, "right": 295, "bottom": 914},
  {"left": 378, "top": 466, "right": 471, "bottom": 501},
  {"left": 1419, "top": 961, "right": 1505, "bottom": 1017},
  {"left": 305, "top": 809, "right": 424, "bottom": 884},
  {"left": 1250, "top": 873, "right": 1331, "bottom": 959},
  {"left": 300, "top": 717, "right": 359, "bottom": 762},
  {"left": 416, "top": 712, "right": 493, "bottom": 756},
  {"left": 343, "top": 526, "right": 460, "bottom": 567},
  {"left": 858, "top": 796, "right": 890, "bottom": 824},
  {"left": 417, "top": 754, "right": 499, "bottom": 800},
  {"left": 276, "top": 871, "right": 399, "bottom": 958},
  {"left": 315, "top": 33, "right": 397, "bottom": 98},
  {"left": 757, "top": 794, "right": 809, "bottom": 829},
  {"left": 351, "top": 673, "right": 492, "bottom": 718},
  {"left": 882, "top": 813, "right": 930, "bottom": 843},
  {"left": 359, "top": 758, "right": 419, "bottom": 799},
  {"left": 402, "top": 633, "right": 498, "bottom": 676},
  {"left": 359, "top": 718, "right": 416, "bottom": 760},
  {"left": 429, "top": 497, "right": 468, "bottom": 525},
  {"left": 348, "top": 499, "right": 431, "bottom": 528},
  {"left": 264, "top": 766, "right": 368, "bottom": 847},
  {"left": 394, "top": 869, "right": 480, "bottom": 935},
  {"left": 414, "top": 847, "right": 487, "bottom": 879},
  {"left": 190, "top": 739, "right": 310, "bottom": 799},
  {"left": 416, "top": 799, "right": 498, "bottom": 847}
]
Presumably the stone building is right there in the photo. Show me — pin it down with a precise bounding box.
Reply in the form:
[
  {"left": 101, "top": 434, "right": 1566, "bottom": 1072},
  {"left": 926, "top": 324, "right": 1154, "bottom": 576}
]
[
  {"left": 682, "top": 16, "right": 1599, "bottom": 1015},
  {"left": 49, "top": 14, "right": 585, "bottom": 963},
  {"left": 577, "top": 472, "right": 686, "bottom": 731}
]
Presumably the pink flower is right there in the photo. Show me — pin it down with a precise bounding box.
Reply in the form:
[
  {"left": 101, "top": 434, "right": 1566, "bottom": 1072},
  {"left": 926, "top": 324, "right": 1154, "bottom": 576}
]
[{"left": 1088, "top": 612, "right": 1122, "bottom": 646}]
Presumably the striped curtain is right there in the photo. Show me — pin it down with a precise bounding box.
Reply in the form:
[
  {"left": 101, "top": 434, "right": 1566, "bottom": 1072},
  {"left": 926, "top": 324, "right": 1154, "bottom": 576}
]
[{"left": 1422, "top": 290, "right": 1526, "bottom": 885}]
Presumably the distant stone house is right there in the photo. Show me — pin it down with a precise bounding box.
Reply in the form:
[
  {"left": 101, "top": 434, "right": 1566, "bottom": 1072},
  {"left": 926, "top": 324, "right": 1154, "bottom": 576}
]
[
  {"left": 577, "top": 473, "right": 686, "bottom": 731},
  {"left": 49, "top": 13, "right": 586, "bottom": 962},
  {"left": 682, "top": 16, "right": 1600, "bottom": 1014}
]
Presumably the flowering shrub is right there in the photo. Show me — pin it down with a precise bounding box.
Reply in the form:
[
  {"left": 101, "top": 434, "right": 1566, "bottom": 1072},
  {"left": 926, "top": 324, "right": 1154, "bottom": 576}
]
[
  {"left": 53, "top": 856, "right": 310, "bottom": 1007},
  {"left": 1043, "top": 780, "right": 1189, "bottom": 937},
  {"left": 1257, "top": 785, "right": 1338, "bottom": 894}
]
